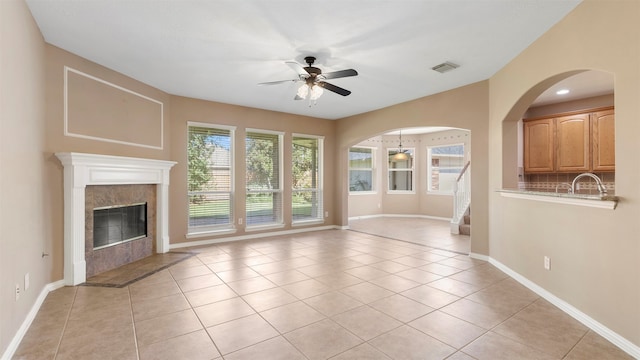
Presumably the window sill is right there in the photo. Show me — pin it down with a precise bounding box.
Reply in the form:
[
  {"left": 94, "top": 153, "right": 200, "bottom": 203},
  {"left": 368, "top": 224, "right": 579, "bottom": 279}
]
[
  {"left": 426, "top": 191, "right": 454, "bottom": 196},
  {"left": 498, "top": 189, "right": 618, "bottom": 209},
  {"left": 386, "top": 191, "right": 416, "bottom": 195},
  {"left": 292, "top": 219, "right": 325, "bottom": 227},
  {"left": 186, "top": 227, "right": 237, "bottom": 239},
  {"left": 245, "top": 223, "right": 285, "bottom": 232}
]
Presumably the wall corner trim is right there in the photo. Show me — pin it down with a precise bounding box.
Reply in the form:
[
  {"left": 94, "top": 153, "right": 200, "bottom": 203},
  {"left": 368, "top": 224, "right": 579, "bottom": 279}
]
[
  {"left": 1, "top": 280, "right": 65, "bottom": 360},
  {"left": 488, "top": 258, "right": 640, "bottom": 359}
]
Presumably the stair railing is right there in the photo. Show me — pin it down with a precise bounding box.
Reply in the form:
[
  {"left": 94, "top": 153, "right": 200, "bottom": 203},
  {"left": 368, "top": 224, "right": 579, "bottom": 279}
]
[{"left": 451, "top": 161, "right": 471, "bottom": 234}]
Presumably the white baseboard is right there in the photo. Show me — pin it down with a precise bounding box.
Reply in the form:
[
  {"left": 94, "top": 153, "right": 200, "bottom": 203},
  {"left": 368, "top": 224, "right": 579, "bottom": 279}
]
[
  {"left": 171, "top": 225, "right": 340, "bottom": 250},
  {"left": 489, "top": 258, "right": 640, "bottom": 359},
  {"left": 1, "top": 280, "right": 65, "bottom": 360},
  {"left": 469, "top": 252, "right": 490, "bottom": 261},
  {"left": 348, "top": 214, "right": 451, "bottom": 222}
]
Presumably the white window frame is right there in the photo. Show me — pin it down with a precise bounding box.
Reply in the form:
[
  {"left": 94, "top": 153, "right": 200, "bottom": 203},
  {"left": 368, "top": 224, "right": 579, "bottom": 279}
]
[
  {"left": 245, "top": 128, "right": 284, "bottom": 230},
  {"left": 186, "top": 122, "right": 236, "bottom": 237},
  {"left": 292, "top": 134, "right": 324, "bottom": 225},
  {"left": 349, "top": 146, "right": 376, "bottom": 194},
  {"left": 387, "top": 147, "right": 415, "bottom": 194},
  {"left": 427, "top": 143, "right": 465, "bottom": 195}
]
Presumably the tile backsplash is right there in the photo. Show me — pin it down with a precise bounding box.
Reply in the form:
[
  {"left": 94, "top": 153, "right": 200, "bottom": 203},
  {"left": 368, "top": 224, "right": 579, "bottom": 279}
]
[{"left": 520, "top": 172, "right": 615, "bottom": 195}]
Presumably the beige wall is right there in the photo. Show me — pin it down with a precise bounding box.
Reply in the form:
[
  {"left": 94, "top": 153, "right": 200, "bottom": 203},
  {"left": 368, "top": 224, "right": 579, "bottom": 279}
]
[
  {"left": 336, "top": 81, "right": 490, "bottom": 254},
  {"left": 169, "top": 96, "right": 337, "bottom": 244},
  {"left": 0, "top": 0, "right": 48, "bottom": 353},
  {"left": 489, "top": 0, "right": 639, "bottom": 347}
]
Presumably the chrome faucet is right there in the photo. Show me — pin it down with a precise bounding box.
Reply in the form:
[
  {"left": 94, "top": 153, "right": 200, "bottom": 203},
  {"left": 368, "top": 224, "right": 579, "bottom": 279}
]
[
  {"left": 555, "top": 182, "right": 573, "bottom": 194},
  {"left": 571, "top": 173, "right": 607, "bottom": 195}
]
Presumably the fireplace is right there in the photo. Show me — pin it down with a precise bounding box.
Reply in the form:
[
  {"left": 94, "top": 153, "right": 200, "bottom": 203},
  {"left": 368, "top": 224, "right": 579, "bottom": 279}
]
[{"left": 56, "top": 152, "right": 176, "bottom": 285}]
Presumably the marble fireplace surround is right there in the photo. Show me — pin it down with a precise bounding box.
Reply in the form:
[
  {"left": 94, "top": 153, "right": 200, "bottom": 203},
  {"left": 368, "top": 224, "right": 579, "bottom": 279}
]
[{"left": 56, "top": 152, "right": 176, "bottom": 285}]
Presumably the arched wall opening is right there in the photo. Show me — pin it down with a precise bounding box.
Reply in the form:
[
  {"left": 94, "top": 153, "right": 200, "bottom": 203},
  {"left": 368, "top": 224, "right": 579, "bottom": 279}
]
[
  {"left": 335, "top": 80, "right": 490, "bottom": 255},
  {"left": 500, "top": 70, "right": 615, "bottom": 192},
  {"left": 346, "top": 126, "right": 471, "bottom": 218},
  {"left": 344, "top": 125, "right": 472, "bottom": 254}
]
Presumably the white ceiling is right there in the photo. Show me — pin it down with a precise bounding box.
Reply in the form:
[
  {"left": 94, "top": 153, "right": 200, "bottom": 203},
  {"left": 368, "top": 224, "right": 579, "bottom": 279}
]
[
  {"left": 26, "top": 0, "right": 582, "bottom": 120},
  {"left": 531, "top": 70, "right": 614, "bottom": 107}
]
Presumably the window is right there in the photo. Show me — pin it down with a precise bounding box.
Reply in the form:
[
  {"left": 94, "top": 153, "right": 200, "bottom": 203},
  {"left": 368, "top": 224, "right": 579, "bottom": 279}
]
[
  {"left": 427, "top": 144, "right": 465, "bottom": 193},
  {"left": 349, "top": 147, "right": 374, "bottom": 192},
  {"left": 292, "top": 135, "right": 323, "bottom": 223},
  {"left": 245, "top": 130, "right": 283, "bottom": 227},
  {"left": 388, "top": 148, "right": 415, "bottom": 192},
  {"left": 187, "top": 124, "right": 234, "bottom": 232}
]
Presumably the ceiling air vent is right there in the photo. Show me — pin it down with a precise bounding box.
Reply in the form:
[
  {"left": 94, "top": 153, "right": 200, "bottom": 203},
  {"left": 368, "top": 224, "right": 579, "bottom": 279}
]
[{"left": 431, "top": 62, "right": 459, "bottom": 73}]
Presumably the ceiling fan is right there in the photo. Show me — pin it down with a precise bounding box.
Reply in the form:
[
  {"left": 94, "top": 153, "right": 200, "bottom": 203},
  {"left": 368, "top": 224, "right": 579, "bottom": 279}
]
[{"left": 259, "top": 56, "right": 358, "bottom": 103}]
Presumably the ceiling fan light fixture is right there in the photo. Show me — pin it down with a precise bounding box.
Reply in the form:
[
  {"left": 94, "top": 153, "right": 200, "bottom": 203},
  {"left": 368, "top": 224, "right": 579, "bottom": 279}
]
[
  {"left": 260, "top": 56, "right": 358, "bottom": 103},
  {"left": 310, "top": 84, "right": 324, "bottom": 100},
  {"left": 297, "top": 83, "right": 310, "bottom": 99}
]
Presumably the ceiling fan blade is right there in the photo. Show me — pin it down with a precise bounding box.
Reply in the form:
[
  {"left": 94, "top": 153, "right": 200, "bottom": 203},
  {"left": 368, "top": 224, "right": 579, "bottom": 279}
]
[
  {"left": 286, "top": 61, "right": 309, "bottom": 77},
  {"left": 318, "top": 81, "right": 351, "bottom": 96},
  {"left": 258, "top": 79, "right": 298, "bottom": 85},
  {"left": 321, "top": 69, "right": 358, "bottom": 80},
  {"left": 294, "top": 95, "right": 304, "bottom": 100}
]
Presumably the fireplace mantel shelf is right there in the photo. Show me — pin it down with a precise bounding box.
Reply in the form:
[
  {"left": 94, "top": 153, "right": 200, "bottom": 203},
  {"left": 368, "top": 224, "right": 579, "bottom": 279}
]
[{"left": 56, "top": 152, "right": 176, "bottom": 285}]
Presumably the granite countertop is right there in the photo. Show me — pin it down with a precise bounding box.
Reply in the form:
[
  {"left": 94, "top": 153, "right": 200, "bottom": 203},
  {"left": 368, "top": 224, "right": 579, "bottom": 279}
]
[{"left": 498, "top": 188, "right": 618, "bottom": 202}]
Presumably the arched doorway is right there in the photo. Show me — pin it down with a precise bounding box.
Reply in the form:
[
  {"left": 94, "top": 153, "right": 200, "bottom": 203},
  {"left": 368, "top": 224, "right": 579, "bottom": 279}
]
[{"left": 346, "top": 126, "right": 472, "bottom": 254}]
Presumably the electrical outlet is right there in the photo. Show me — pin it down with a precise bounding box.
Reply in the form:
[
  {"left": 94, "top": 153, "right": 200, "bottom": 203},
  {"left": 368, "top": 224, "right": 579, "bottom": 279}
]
[
  {"left": 15, "top": 284, "right": 20, "bottom": 301},
  {"left": 25, "top": 273, "right": 30, "bottom": 291},
  {"left": 544, "top": 256, "right": 551, "bottom": 270},
  {"left": 238, "top": 218, "right": 243, "bottom": 225},
  {"left": 324, "top": 211, "right": 329, "bottom": 218}
]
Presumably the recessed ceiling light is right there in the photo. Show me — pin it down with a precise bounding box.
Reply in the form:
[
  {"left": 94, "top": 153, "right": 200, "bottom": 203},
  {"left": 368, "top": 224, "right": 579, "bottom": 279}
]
[{"left": 556, "top": 89, "right": 570, "bottom": 95}]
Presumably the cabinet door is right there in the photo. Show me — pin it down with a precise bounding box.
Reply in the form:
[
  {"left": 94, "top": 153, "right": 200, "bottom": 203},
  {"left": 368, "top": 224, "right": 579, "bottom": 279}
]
[
  {"left": 524, "top": 118, "right": 554, "bottom": 173},
  {"left": 592, "top": 109, "right": 615, "bottom": 171},
  {"left": 556, "top": 113, "right": 590, "bottom": 172}
]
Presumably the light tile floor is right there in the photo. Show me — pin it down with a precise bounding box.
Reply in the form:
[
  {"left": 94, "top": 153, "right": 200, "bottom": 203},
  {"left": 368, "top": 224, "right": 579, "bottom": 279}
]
[
  {"left": 14, "top": 228, "right": 632, "bottom": 359},
  {"left": 349, "top": 217, "right": 470, "bottom": 254}
]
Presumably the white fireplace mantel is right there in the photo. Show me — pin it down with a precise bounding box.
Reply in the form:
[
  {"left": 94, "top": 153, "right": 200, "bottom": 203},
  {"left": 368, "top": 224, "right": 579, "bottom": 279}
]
[{"left": 56, "top": 152, "right": 176, "bottom": 285}]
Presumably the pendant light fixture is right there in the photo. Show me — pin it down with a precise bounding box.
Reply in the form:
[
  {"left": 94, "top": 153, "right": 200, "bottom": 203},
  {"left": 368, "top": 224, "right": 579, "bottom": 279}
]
[{"left": 392, "top": 130, "right": 410, "bottom": 162}]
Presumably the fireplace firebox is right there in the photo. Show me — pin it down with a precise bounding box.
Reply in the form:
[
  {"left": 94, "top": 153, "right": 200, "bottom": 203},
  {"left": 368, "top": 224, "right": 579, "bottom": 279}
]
[{"left": 93, "top": 202, "right": 147, "bottom": 249}]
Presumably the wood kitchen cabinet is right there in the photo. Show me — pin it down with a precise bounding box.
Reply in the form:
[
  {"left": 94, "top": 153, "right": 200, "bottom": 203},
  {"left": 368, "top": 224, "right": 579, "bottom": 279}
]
[
  {"left": 591, "top": 109, "right": 615, "bottom": 171},
  {"left": 524, "top": 118, "right": 555, "bottom": 173},
  {"left": 523, "top": 107, "right": 614, "bottom": 173},
  {"left": 556, "top": 113, "right": 590, "bottom": 172}
]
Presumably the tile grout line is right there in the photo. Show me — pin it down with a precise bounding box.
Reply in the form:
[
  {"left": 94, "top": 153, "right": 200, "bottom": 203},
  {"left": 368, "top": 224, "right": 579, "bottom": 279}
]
[
  {"left": 127, "top": 286, "right": 141, "bottom": 360},
  {"left": 52, "top": 287, "right": 78, "bottom": 359},
  {"left": 172, "top": 263, "right": 226, "bottom": 359}
]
